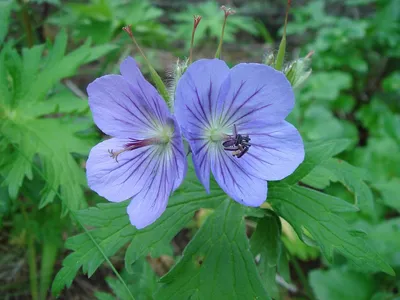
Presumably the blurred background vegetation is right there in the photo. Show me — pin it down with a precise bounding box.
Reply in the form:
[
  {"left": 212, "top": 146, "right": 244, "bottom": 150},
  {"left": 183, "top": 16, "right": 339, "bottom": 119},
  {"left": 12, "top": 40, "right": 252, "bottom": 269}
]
[{"left": 0, "top": 0, "right": 399, "bottom": 299}]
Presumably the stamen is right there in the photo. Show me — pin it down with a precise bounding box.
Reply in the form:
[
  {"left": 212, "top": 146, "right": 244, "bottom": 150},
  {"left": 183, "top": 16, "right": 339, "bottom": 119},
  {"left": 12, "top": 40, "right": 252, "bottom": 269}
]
[
  {"left": 189, "top": 15, "right": 202, "bottom": 64},
  {"left": 215, "top": 6, "right": 236, "bottom": 59},
  {"left": 222, "top": 125, "right": 251, "bottom": 158},
  {"left": 108, "top": 138, "right": 156, "bottom": 163}
]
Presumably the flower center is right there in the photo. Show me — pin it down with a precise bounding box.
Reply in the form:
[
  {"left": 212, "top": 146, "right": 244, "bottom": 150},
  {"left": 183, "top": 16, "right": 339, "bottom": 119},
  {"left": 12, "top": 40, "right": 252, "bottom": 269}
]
[
  {"left": 109, "top": 122, "right": 174, "bottom": 162},
  {"left": 222, "top": 125, "right": 251, "bottom": 158}
]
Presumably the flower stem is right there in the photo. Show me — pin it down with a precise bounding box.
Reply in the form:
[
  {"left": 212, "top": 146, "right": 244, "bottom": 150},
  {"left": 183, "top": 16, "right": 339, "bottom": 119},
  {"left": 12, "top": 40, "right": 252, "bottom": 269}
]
[
  {"left": 275, "top": 0, "right": 291, "bottom": 71},
  {"left": 123, "top": 25, "right": 170, "bottom": 104},
  {"left": 215, "top": 6, "right": 235, "bottom": 59},
  {"left": 21, "top": 205, "right": 39, "bottom": 300},
  {"left": 18, "top": 0, "right": 34, "bottom": 47},
  {"left": 189, "top": 15, "right": 202, "bottom": 64},
  {"left": 40, "top": 238, "right": 59, "bottom": 299}
]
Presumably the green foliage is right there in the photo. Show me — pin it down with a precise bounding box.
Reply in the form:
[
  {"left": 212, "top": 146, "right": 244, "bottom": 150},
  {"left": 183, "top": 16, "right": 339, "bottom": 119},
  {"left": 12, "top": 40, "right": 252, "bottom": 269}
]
[
  {"left": 250, "top": 211, "right": 282, "bottom": 299},
  {"left": 2, "top": 0, "right": 400, "bottom": 298},
  {"left": 156, "top": 200, "right": 269, "bottom": 300},
  {"left": 51, "top": 164, "right": 227, "bottom": 295},
  {"left": 0, "top": 30, "right": 114, "bottom": 212},
  {"left": 269, "top": 184, "right": 394, "bottom": 275},
  {"left": 0, "top": 0, "right": 13, "bottom": 45},
  {"left": 303, "top": 158, "right": 375, "bottom": 218},
  {"left": 49, "top": 0, "right": 169, "bottom": 47},
  {"left": 95, "top": 259, "right": 158, "bottom": 300},
  {"left": 172, "top": 1, "right": 259, "bottom": 49},
  {"left": 309, "top": 267, "right": 375, "bottom": 300},
  {"left": 53, "top": 136, "right": 394, "bottom": 298}
]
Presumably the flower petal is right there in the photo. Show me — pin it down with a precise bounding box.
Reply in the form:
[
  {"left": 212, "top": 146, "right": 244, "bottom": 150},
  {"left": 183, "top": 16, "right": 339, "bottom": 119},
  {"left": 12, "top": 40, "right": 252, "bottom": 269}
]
[
  {"left": 174, "top": 59, "right": 229, "bottom": 133},
  {"left": 235, "top": 121, "right": 305, "bottom": 181},
  {"left": 120, "top": 57, "right": 170, "bottom": 123},
  {"left": 127, "top": 151, "right": 171, "bottom": 229},
  {"left": 86, "top": 133, "right": 186, "bottom": 203},
  {"left": 182, "top": 128, "right": 211, "bottom": 193},
  {"left": 216, "top": 63, "right": 295, "bottom": 128},
  {"left": 210, "top": 148, "right": 268, "bottom": 207},
  {"left": 86, "top": 138, "right": 160, "bottom": 202},
  {"left": 87, "top": 59, "right": 170, "bottom": 138},
  {"left": 169, "top": 117, "right": 188, "bottom": 190}
]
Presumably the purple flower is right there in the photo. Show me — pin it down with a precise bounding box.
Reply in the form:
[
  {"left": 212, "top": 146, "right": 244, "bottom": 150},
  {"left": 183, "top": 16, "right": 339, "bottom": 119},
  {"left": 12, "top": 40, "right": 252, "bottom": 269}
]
[
  {"left": 86, "top": 57, "right": 187, "bottom": 229},
  {"left": 174, "top": 59, "right": 304, "bottom": 206}
]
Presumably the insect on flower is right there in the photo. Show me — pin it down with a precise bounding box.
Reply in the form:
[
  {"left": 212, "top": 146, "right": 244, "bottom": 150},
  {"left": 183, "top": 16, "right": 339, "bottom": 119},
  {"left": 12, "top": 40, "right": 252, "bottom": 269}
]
[
  {"left": 174, "top": 59, "right": 304, "bottom": 206},
  {"left": 222, "top": 124, "right": 251, "bottom": 158},
  {"left": 86, "top": 57, "right": 187, "bottom": 229}
]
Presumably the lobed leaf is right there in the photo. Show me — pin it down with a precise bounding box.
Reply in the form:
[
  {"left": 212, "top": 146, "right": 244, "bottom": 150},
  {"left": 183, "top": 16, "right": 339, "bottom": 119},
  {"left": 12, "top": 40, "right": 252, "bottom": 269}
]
[
  {"left": 250, "top": 211, "right": 282, "bottom": 299},
  {"left": 269, "top": 184, "right": 394, "bottom": 275},
  {"left": 282, "top": 139, "right": 351, "bottom": 185},
  {"left": 52, "top": 165, "right": 227, "bottom": 296},
  {"left": 309, "top": 267, "right": 375, "bottom": 300},
  {"left": 156, "top": 200, "right": 270, "bottom": 300},
  {"left": 303, "top": 158, "right": 375, "bottom": 218}
]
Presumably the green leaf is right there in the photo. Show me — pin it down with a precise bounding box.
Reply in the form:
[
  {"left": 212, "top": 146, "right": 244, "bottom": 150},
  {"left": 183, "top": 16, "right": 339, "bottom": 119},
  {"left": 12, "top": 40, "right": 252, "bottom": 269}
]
[
  {"left": 309, "top": 267, "right": 375, "bottom": 300},
  {"left": 301, "top": 71, "right": 352, "bottom": 102},
  {"left": 95, "top": 259, "right": 157, "bottom": 300},
  {"left": 0, "top": 185, "right": 11, "bottom": 226},
  {"left": 156, "top": 200, "right": 270, "bottom": 300},
  {"left": 282, "top": 139, "right": 351, "bottom": 185},
  {"left": 26, "top": 88, "right": 88, "bottom": 117},
  {"left": 303, "top": 158, "right": 375, "bottom": 218},
  {"left": 373, "top": 178, "right": 400, "bottom": 211},
  {"left": 269, "top": 184, "right": 394, "bottom": 275},
  {"left": 0, "top": 0, "right": 13, "bottom": 45},
  {"left": 52, "top": 166, "right": 226, "bottom": 296},
  {"left": 250, "top": 211, "right": 282, "bottom": 299},
  {"left": 369, "top": 217, "right": 400, "bottom": 268},
  {"left": 0, "top": 30, "right": 114, "bottom": 207},
  {"left": 1, "top": 118, "right": 90, "bottom": 210}
]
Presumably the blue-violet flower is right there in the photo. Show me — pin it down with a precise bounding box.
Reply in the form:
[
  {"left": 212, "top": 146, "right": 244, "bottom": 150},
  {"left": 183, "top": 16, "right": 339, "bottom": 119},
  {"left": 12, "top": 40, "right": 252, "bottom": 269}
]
[
  {"left": 86, "top": 57, "right": 187, "bottom": 229},
  {"left": 174, "top": 59, "right": 304, "bottom": 206}
]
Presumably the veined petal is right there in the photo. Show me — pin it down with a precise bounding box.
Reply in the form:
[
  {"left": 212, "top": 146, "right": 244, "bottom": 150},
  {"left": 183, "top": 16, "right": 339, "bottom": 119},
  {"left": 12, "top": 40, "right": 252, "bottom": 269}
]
[
  {"left": 120, "top": 57, "right": 170, "bottom": 123},
  {"left": 86, "top": 138, "right": 161, "bottom": 202},
  {"left": 174, "top": 59, "right": 229, "bottom": 133},
  {"left": 127, "top": 151, "right": 171, "bottom": 229},
  {"left": 128, "top": 125, "right": 187, "bottom": 228},
  {"left": 86, "top": 134, "right": 186, "bottom": 209},
  {"left": 88, "top": 75, "right": 157, "bottom": 138},
  {"left": 170, "top": 117, "right": 188, "bottom": 191},
  {"left": 211, "top": 148, "right": 268, "bottom": 207},
  {"left": 216, "top": 63, "right": 295, "bottom": 128},
  {"left": 234, "top": 121, "right": 305, "bottom": 180},
  {"left": 182, "top": 128, "right": 211, "bottom": 193}
]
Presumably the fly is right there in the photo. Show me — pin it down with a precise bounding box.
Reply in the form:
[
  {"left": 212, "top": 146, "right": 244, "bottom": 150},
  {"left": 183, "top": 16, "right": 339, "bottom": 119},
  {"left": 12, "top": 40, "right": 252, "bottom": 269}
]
[{"left": 222, "top": 125, "right": 251, "bottom": 158}]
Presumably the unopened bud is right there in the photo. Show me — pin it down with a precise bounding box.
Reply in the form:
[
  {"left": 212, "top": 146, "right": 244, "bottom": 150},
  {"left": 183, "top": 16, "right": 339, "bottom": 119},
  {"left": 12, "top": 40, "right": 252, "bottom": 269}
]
[
  {"left": 168, "top": 58, "right": 189, "bottom": 110},
  {"left": 284, "top": 53, "right": 313, "bottom": 89},
  {"left": 221, "top": 5, "right": 236, "bottom": 16}
]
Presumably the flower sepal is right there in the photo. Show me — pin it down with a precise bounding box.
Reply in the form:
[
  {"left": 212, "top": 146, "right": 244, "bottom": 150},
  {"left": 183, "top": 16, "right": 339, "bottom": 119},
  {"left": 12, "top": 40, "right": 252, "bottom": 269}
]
[{"left": 284, "top": 52, "right": 313, "bottom": 89}]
